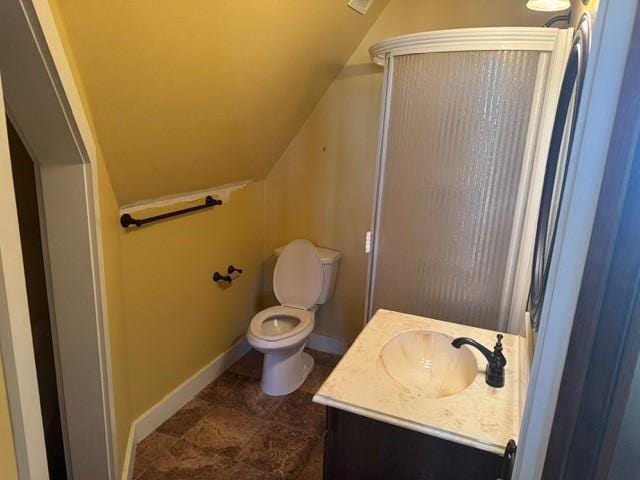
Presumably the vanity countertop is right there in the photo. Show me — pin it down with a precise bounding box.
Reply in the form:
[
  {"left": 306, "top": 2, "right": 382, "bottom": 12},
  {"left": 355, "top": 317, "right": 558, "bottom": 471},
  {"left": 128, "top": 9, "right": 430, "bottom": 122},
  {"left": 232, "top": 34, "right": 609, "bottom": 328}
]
[{"left": 313, "top": 309, "right": 529, "bottom": 455}]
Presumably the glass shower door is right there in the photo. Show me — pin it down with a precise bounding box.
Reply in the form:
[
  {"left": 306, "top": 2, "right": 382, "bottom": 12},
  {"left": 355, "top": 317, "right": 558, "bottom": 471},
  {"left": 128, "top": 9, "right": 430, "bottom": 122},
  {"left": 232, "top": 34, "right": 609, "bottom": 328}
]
[{"left": 368, "top": 50, "right": 540, "bottom": 331}]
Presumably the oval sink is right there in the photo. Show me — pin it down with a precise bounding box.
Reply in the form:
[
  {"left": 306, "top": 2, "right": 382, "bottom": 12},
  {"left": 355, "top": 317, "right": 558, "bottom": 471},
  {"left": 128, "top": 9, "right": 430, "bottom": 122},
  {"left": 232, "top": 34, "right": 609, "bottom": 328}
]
[{"left": 378, "top": 330, "right": 478, "bottom": 399}]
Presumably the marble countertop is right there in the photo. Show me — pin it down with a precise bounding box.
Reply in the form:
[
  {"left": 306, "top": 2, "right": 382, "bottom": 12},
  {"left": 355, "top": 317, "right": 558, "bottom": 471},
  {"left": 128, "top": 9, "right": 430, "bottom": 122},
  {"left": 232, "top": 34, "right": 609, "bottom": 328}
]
[{"left": 313, "top": 309, "right": 529, "bottom": 455}]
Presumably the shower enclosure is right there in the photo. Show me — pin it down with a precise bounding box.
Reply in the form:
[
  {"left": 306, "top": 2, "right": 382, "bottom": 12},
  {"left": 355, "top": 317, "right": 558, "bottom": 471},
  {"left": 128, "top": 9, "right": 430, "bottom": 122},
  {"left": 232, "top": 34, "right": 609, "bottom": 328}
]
[{"left": 365, "top": 28, "right": 572, "bottom": 334}]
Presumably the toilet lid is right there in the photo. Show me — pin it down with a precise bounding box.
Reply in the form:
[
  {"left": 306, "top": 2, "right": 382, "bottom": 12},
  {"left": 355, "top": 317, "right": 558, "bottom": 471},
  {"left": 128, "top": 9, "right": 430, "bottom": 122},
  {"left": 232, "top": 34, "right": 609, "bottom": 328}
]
[{"left": 273, "top": 239, "right": 323, "bottom": 309}]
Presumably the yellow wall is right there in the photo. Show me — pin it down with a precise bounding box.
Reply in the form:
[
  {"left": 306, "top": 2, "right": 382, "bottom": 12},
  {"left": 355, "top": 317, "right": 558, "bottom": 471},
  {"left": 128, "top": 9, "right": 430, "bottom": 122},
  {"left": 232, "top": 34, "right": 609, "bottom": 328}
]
[
  {"left": 264, "top": 0, "right": 554, "bottom": 343},
  {"left": 49, "top": 0, "right": 390, "bottom": 205},
  {"left": 47, "top": 2, "right": 134, "bottom": 474},
  {"left": 120, "top": 181, "right": 265, "bottom": 418},
  {"left": 0, "top": 355, "right": 18, "bottom": 480},
  {"left": 42, "top": 20, "right": 267, "bottom": 472}
]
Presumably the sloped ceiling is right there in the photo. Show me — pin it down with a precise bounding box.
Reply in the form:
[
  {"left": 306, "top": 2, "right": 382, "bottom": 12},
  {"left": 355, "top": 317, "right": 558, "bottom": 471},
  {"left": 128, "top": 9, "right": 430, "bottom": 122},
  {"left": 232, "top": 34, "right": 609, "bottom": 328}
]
[{"left": 50, "top": 0, "right": 390, "bottom": 204}]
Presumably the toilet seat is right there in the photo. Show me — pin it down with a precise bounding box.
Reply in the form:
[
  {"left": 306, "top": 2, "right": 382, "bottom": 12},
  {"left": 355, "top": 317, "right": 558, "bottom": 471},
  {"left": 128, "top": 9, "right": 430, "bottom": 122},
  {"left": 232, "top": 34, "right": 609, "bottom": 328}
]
[
  {"left": 249, "top": 305, "right": 314, "bottom": 343},
  {"left": 273, "top": 239, "right": 323, "bottom": 309}
]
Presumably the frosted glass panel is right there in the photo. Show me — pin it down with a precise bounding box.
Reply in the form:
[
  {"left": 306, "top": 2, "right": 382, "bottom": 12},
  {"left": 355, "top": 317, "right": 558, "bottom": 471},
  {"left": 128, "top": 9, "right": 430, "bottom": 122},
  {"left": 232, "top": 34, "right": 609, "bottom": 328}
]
[{"left": 371, "top": 50, "right": 539, "bottom": 330}]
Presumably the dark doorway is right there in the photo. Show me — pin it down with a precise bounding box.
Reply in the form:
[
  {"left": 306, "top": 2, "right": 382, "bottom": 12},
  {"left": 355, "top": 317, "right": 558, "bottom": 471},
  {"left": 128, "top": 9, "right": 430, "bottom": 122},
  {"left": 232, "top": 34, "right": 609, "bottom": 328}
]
[{"left": 6, "top": 118, "right": 67, "bottom": 479}]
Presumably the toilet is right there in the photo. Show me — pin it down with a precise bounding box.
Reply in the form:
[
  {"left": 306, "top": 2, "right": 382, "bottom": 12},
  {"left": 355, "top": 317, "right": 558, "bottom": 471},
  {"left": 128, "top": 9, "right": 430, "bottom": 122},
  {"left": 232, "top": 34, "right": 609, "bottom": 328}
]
[{"left": 247, "top": 239, "right": 341, "bottom": 396}]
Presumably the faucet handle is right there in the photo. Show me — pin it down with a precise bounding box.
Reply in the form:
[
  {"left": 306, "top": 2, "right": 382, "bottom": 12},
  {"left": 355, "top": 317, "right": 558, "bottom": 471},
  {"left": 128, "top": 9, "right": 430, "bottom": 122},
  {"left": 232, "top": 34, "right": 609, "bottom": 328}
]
[{"left": 494, "top": 334, "right": 506, "bottom": 366}]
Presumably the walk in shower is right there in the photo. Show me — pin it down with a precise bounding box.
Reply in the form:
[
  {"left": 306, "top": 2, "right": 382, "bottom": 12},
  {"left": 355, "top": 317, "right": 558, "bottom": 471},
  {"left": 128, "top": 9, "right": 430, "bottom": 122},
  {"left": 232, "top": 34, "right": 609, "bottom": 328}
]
[{"left": 365, "top": 28, "right": 572, "bottom": 334}]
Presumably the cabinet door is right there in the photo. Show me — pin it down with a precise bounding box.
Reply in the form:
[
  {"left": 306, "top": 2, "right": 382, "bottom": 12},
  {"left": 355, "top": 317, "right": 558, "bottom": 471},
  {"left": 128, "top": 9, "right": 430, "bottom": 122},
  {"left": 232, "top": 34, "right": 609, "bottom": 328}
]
[{"left": 324, "top": 408, "right": 503, "bottom": 480}]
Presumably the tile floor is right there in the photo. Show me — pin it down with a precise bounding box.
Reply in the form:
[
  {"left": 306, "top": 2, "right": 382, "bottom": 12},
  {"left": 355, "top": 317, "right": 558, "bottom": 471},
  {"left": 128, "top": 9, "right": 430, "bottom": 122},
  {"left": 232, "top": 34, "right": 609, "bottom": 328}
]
[{"left": 133, "top": 348, "right": 340, "bottom": 480}]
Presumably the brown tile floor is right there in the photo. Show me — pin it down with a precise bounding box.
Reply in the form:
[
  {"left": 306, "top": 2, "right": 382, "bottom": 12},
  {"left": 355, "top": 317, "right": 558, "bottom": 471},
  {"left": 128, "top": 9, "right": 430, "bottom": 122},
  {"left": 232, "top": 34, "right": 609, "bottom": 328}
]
[{"left": 133, "top": 348, "right": 340, "bottom": 480}]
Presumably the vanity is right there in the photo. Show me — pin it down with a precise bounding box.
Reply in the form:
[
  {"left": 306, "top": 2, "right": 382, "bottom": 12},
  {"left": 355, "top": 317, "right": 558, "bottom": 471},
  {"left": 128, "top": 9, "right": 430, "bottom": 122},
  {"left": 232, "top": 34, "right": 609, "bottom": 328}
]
[{"left": 313, "top": 309, "right": 529, "bottom": 479}]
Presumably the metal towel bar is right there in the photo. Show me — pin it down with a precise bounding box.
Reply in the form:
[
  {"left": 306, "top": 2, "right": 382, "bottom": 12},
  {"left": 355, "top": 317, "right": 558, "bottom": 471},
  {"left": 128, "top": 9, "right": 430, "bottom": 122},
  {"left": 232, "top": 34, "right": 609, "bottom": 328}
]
[{"left": 120, "top": 195, "right": 222, "bottom": 228}]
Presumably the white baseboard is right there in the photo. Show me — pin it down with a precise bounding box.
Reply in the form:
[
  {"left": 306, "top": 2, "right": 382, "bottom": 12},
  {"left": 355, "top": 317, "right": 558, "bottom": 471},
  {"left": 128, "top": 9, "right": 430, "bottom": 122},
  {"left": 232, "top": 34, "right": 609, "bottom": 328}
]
[
  {"left": 307, "top": 333, "right": 348, "bottom": 355},
  {"left": 133, "top": 337, "right": 251, "bottom": 443},
  {"left": 121, "top": 425, "right": 136, "bottom": 480}
]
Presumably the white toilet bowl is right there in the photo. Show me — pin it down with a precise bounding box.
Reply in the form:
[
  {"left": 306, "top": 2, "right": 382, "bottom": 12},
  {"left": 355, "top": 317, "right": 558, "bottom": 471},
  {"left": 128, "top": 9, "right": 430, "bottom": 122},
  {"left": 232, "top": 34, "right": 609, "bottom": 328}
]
[
  {"left": 247, "top": 239, "right": 341, "bottom": 396},
  {"left": 247, "top": 305, "right": 316, "bottom": 395}
]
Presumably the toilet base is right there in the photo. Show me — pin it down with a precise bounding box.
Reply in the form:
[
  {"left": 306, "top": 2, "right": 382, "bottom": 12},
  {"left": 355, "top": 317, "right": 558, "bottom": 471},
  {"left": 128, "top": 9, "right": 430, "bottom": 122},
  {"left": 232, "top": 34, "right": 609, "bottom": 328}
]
[{"left": 259, "top": 345, "right": 315, "bottom": 396}]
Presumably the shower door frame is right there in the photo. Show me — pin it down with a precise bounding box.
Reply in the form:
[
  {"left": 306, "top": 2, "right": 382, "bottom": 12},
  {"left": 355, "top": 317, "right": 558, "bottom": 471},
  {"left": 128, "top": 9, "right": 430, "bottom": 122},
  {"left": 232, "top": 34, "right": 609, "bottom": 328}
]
[{"left": 364, "top": 27, "right": 573, "bottom": 334}]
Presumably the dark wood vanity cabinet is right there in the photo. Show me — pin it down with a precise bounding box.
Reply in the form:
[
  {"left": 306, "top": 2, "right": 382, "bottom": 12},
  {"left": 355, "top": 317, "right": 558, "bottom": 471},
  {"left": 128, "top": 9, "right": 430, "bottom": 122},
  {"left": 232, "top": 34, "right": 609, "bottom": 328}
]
[{"left": 323, "top": 407, "right": 504, "bottom": 480}]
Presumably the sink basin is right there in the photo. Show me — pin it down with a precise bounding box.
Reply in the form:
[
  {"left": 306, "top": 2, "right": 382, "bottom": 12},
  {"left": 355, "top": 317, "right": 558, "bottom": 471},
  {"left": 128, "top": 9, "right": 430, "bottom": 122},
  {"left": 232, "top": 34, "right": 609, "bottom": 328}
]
[{"left": 378, "top": 330, "right": 478, "bottom": 399}]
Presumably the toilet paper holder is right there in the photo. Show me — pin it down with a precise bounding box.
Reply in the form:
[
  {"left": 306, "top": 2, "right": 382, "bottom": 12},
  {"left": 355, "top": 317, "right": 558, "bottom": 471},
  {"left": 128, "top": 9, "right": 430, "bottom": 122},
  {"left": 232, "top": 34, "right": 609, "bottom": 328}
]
[{"left": 213, "top": 265, "right": 243, "bottom": 284}]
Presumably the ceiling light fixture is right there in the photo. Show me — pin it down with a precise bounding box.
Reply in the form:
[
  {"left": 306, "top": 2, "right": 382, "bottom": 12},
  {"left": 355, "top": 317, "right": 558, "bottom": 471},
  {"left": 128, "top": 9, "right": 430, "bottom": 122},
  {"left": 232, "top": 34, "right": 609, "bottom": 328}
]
[{"left": 526, "top": 0, "right": 571, "bottom": 12}]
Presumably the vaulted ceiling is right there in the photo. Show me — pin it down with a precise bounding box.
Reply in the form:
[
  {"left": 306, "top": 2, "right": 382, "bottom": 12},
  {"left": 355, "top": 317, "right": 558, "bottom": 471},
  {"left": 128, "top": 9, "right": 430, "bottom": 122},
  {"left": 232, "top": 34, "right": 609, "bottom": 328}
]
[{"left": 50, "top": 0, "right": 390, "bottom": 204}]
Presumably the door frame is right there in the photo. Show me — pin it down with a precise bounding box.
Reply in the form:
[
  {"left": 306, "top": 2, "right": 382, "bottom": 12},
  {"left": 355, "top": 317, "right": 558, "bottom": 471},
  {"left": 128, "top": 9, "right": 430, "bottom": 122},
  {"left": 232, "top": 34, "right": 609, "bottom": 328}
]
[
  {"left": 542, "top": 3, "right": 640, "bottom": 475},
  {"left": 0, "top": 1, "right": 117, "bottom": 478},
  {"left": 513, "top": 0, "right": 639, "bottom": 477},
  {"left": 0, "top": 75, "right": 49, "bottom": 480}
]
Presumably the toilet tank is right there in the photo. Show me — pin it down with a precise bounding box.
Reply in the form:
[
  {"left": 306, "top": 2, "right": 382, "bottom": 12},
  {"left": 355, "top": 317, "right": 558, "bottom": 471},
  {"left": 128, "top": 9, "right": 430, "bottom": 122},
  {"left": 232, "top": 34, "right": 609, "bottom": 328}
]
[{"left": 274, "top": 244, "right": 341, "bottom": 304}]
